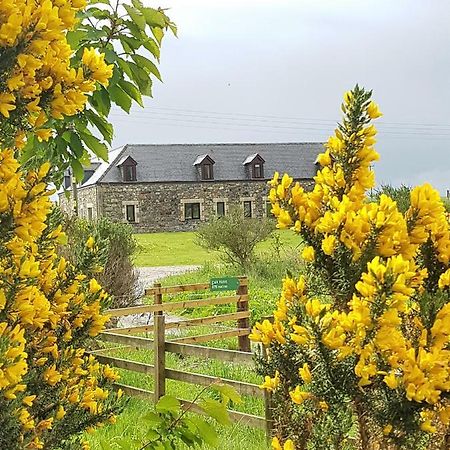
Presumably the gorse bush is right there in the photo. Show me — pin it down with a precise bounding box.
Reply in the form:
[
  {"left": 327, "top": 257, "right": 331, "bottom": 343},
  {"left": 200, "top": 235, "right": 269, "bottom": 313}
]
[
  {"left": 0, "top": 0, "right": 173, "bottom": 448},
  {"left": 0, "top": 156, "right": 124, "bottom": 450},
  {"left": 197, "top": 206, "right": 275, "bottom": 270},
  {"left": 251, "top": 86, "right": 450, "bottom": 449},
  {"left": 62, "top": 215, "right": 140, "bottom": 312}
]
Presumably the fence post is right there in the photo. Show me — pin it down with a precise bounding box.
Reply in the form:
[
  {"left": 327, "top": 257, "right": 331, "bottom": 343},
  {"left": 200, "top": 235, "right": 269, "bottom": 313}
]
[
  {"left": 262, "top": 344, "right": 274, "bottom": 441},
  {"left": 153, "top": 282, "right": 165, "bottom": 402},
  {"left": 236, "top": 276, "right": 250, "bottom": 352}
]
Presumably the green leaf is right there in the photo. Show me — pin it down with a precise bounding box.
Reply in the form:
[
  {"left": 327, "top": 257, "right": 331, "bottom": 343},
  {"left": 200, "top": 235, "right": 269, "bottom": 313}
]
[
  {"left": 129, "top": 63, "right": 152, "bottom": 96},
  {"left": 109, "top": 84, "right": 132, "bottom": 113},
  {"left": 71, "top": 159, "right": 85, "bottom": 182},
  {"left": 191, "top": 417, "right": 219, "bottom": 447},
  {"left": 131, "top": 54, "right": 162, "bottom": 81},
  {"left": 198, "top": 398, "right": 231, "bottom": 426},
  {"left": 143, "top": 38, "right": 160, "bottom": 60},
  {"left": 91, "top": 86, "right": 111, "bottom": 116},
  {"left": 142, "top": 7, "right": 166, "bottom": 27},
  {"left": 145, "top": 429, "right": 160, "bottom": 442},
  {"left": 155, "top": 395, "right": 180, "bottom": 414},
  {"left": 117, "top": 57, "right": 134, "bottom": 79},
  {"left": 69, "top": 132, "right": 84, "bottom": 158},
  {"left": 212, "top": 383, "right": 242, "bottom": 404},
  {"left": 66, "top": 30, "right": 87, "bottom": 49},
  {"left": 85, "top": 109, "right": 114, "bottom": 143},
  {"left": 120, "top": 35, "right": 142, "bottom": 52},
  {"left": 151, "top": 26, "right": 164, "bottom": 45},
  {"left": 79, "top": 131, "right": 109, "bottom": 161},
  {"left": 142, "top": 411, "right": 163, "bottom": 428},
  {"left": 119, "top": 79, "right": 143, "bottom": 107},
  {"left": 124, "top": 4, "right": 146, "bottom": 31}
]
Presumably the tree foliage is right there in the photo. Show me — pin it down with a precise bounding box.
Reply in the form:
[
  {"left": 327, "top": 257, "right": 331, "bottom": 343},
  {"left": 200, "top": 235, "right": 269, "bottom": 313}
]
[
  {"left": 0, "top": 0, "right": 173, "bottom": 448},
  {"left": 251, "top": 86, "right": 450, "bottom": 449},
  {"left": 0, "top": 0, "right": 175, "bottom": 184},
  {"left": 197, "top": 207, "right": 275, "bottom": 270}
]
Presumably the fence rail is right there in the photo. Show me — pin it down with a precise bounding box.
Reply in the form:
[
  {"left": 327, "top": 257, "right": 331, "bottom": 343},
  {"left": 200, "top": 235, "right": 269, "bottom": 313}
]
[{"left": 95, "top": 277, "right": 273, "bottom": 436}]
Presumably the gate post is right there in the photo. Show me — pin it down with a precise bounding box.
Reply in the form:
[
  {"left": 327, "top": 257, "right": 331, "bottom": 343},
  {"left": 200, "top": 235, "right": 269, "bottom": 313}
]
[
  {"left": 236, "top": 276, "right": 251, "bottom": 352},
  {"left": 153, "top": 283, "right": 165, "bottom": 402}
]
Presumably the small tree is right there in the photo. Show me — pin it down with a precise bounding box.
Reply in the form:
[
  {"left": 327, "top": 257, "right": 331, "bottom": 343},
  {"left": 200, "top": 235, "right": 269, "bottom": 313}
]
[{"left": 197, "top": 207, "right": 275, "bottom": 270}]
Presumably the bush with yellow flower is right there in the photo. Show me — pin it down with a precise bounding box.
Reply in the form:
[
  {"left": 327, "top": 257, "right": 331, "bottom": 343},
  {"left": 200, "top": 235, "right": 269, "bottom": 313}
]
[
  {"left": 0, "top": 0, "right": 173, "bottom": 448},
  {"left": 251, "top": 86, "right": 450, "bottom": 449}
]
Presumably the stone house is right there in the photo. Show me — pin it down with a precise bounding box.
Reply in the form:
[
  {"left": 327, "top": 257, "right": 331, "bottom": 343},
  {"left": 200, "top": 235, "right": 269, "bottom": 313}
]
[{"left": 58, "top": 142, "right": 322, "bottom": 232}]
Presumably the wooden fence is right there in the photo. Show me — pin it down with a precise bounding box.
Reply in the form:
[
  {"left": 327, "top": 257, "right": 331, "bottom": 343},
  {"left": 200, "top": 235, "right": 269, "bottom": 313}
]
[{"left": 93, "top": 277, "right": 273, "bottom": 436}]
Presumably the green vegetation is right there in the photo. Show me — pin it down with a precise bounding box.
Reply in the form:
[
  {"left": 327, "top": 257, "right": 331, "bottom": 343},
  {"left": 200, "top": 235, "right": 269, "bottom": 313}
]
[
  {"left": 85, "top": 344, "right": 267, "bottom": 450},
  {"left": 197, "top": 208, "right": 275, "bottom": 269},
  {"left": 134, "top": 230, "right": 300, "bottom": 267}
]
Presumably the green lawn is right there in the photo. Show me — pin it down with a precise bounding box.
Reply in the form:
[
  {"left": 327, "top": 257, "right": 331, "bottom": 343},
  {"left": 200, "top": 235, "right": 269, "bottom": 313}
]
[{"left": 133, "top": 230, "right": 300, "bottom": 267}]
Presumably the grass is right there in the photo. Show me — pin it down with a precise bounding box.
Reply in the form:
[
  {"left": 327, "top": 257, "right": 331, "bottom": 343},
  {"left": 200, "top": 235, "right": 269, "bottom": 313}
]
[
  {"left": 85, "top": 338, "right": 268, "bottom": 450},
  {"left": 133, "top": 230, "right": 300, "bottom": 267}
]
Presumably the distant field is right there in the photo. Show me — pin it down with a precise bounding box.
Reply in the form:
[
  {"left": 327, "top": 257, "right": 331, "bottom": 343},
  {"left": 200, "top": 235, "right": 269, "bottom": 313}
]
[{"left": 133, "top": 230, "right": 300, "bottom": 267}]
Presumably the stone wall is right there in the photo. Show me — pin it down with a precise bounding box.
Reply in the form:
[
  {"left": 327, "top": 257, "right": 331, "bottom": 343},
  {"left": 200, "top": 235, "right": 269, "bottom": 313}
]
[
  {"left": 58, "top": 185, "right": 99, "bottom": 220},
  {"left": 95, "top": 179, "right": 314, "bottom": 232}
]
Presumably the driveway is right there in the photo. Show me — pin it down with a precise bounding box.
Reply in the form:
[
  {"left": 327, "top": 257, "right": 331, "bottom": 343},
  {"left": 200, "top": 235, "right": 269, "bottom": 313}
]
[
  {"left": 117, "top": 265, "right": 200, "bottom": 329},
  {"left": 136, "top": 265, "right": 200, "bottom": 294}
]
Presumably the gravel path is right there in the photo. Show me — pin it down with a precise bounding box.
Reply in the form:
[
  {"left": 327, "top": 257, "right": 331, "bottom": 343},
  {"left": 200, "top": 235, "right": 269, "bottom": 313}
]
[
  {"left": 136, "top": 265, "right": 200, "bottom": 294},
  {"left": 117, "top": 265, "right": 200, "bottom": 329}
]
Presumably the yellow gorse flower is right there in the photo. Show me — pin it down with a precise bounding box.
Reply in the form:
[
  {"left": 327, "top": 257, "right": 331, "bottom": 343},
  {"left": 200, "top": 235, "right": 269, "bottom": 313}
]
[{"left": 251, "top": 86, "right": 450, "bottom": 442}]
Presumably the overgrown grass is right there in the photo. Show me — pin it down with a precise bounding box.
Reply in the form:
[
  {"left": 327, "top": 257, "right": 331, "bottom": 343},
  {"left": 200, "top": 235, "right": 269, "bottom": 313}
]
[
  {"left": 133, "top": 230, "right": 300, "bottom": 267},
  {"left": 85, "top": 342, "right": 268, "bottom": 450},
  {"left": 86, "top": 397, "right": 268, "bottom": 450}
]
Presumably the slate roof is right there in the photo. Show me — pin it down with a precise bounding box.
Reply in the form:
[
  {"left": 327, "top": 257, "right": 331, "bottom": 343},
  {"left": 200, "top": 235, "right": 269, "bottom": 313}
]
[{"left": 83, "top": 142, "right": 323, "bottom": 186}]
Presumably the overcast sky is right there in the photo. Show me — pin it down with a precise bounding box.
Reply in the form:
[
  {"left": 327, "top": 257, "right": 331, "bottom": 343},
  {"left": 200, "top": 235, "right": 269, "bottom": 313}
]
[{"left": 110, "top": 0, "right": 450, "bottom": 194}]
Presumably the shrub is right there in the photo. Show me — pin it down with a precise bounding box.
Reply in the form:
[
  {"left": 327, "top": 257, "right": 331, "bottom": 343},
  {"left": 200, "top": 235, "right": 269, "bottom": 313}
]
[
  {"left": 0, "top": 156, "right": 124, "bottom": 450},
  {"left": 251, "top": 86, "right": 450, "bottom": 449},
  {"left": 371, "top": 184, "right": 412, "bottom": 213},
  {"left": 61, "top": 215, "right": 140, "bottom": 312},
  {"left": 196, "top": 207, "right": 275, "bottom": 270}
]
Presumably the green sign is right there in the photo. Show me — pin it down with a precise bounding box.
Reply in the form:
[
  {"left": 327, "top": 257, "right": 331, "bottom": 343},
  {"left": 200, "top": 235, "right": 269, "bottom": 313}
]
[{"left": 210, "top": 277, "right": 240, "bottom": 291}]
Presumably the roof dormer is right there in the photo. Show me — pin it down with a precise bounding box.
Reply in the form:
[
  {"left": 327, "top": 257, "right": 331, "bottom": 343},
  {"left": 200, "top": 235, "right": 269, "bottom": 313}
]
[
  {"left": 193, "top": 154, "right": 215, "bottom": 181},
  {"left": 116, "top": 155, "right": 137, "bottom": 182},
  {"left": 243, "top": 153, "right": 265, "bottom": 179}
]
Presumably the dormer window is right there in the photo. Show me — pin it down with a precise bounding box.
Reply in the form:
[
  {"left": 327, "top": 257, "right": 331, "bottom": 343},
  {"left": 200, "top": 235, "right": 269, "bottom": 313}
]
[
  {"left": 243, "top": 153, "right": 265, "bottom": 179},
  {"left": 116, "top": 155, "right": 137, "bottom": 182},
  {"left": 193, "top": 154, "right": 215, "bottom": 181}
]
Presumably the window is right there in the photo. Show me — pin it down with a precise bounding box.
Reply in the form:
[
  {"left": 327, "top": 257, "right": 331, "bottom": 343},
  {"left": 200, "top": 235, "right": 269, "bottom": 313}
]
[
  {"left": 185, "top": 202, "right": 201, "bottom": 220},
  {"left": 253, "top": 163, "right": 264, "bottom": 178},
  {"left": 216, "top": 201, "right": 225, "bottom": 217},
  {"left": 265, "top": 201, "right": 273, "bottom": 217},
  {"left": 87, "top": 207, "right": 93, "bottom": 221},
  {"left": 123, "top": 165, "right": 137, "bottom": 182},
  {"left": 243, "top": 201, "right": 252, "bottom": 218},
  {"left": 201, "top": 163, "right": 213, "bottom": 180},
  {"left": 126, "top": 204, "right": 136, "bottom": 223}
]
